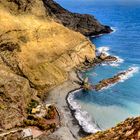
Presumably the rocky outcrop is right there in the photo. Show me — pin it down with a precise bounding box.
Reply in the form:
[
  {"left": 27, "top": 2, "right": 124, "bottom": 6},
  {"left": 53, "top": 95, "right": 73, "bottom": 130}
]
[
  {"left": 0, "top": 0, "right": 95, "bottom": 95},
  {"left": 0, "top": 0, "right": 46, "bottom": 17},
  {"left": 0, "top": 63, "right": 37, "bottom": 130},
  {"left": 98, "top": 53, "right": 118, "bottom": 62},
  {"left": 0, "top": 0, "right": 95, "bottom": 135},
  {"left": 81, "top": 68, "right": 134, "bottom": 91},
  {"left": 81, "top": 117, "right": 140, "bottom": 140},
  {"left": 94, "top": 68, "right": 134, "bottom": 91},
  {"left": 43, "top": 0, "right": 112, "bottom": 36}
]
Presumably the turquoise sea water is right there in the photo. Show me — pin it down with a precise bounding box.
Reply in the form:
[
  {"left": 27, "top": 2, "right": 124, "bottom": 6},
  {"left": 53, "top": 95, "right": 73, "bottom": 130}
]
[{"left": 55, "top": 0, "right": 140, "bottom": 132}]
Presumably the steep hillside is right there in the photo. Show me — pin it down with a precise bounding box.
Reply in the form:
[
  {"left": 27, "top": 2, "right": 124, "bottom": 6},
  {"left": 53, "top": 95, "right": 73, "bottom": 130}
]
[
  {"left": 0, "top": 0, "right": 95, "bottom": 133},
  {"left": 82, "top": 117, "right": 140, "bottom": 140},
  {"left": 0, "top": 0, "right": 95, "bottom": 94},
  {"left": 0, "top": 0, "right": 46, "bottom": 17}
]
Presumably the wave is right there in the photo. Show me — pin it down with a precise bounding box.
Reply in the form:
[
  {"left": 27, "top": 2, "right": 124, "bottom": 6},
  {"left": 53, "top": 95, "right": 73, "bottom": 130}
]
[
  {"left": 67, "top": 67, "right": 139, "bottom": 132},
  {"left": 119, "top": 66, "right": 139, "bottom": 82},
  {"left": 111, "top": 27, "right": 117, "bottom": 33},
  {"left": 91, "top": 34, "right": 103, "bottom": 38},
  {"left": 97, "top": 46, "right": 124, "bottom": 67},
  {"left": 97, "top": 46, "right": 110, "bottom": 56},
  {"left": 99, "top": 66, "right": 139, "bottom": 91},
  {"left": 67, "top": 89, "right": 101, "bottom": 133}
]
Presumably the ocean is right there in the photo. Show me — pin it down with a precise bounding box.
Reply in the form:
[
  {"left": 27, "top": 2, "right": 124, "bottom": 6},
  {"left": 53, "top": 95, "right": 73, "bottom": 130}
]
[{"left": 55, "top": 0, "right": 140, "bottom": 133}]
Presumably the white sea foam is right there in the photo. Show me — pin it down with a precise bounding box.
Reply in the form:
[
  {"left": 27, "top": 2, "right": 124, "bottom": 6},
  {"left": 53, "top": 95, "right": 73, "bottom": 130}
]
[
  {"left": 111, "top": 27, "right": 117, "bottom": 33},
  {"left": 67, "top": 89, "right": 101, "bottom": 133},
  {"left": 67, "top": 67, "right": 139, "bottom": 132},
  {"left": 118, "top": 66, "right": 139, "bottom": 82},
  {"left": 97, "top": 46, "right": 124, "bottom": 67},
  {"left": 97, "top": 46, "right": 110, "bottom": 56},
  {"left": 99, "top": 66, "right": 139, "bottom": 91},
  {"left": 91, "top": 34, "right": 103, "bottom": 38}
]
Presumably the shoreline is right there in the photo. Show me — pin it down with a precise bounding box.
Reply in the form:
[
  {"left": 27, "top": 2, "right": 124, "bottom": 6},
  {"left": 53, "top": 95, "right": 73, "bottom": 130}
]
[
  {"left": 43, "top": 49, "right": 124, "bottom": 139},
  {"left": 89, "top": 26, "right": 115, "bottom": 38},
  {"left": 43, "top": 59, "right": 140, "bottom": 139},
  {"left": 41, "top": 28, "right": 122, "bottom": 139},
  {"left": 66, "top": 88, "right": 101, "bottom": 134},
  {"left": 44, "top": 71, "right": 84, "bottom": 140}
]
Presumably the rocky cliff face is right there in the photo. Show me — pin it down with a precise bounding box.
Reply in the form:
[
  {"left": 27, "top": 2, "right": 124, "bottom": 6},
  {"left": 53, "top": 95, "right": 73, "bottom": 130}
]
[
  {"left": 0, "top": 62, "right": 37, "bottom": 130},
  {"left": 0, "top": 0, "right": 95, "bottom": 93},
  {"left": 81, "top": 117, "right": 140, "bottom": 140},
  {"left": 0, "top": 0, "right": 95, "bottom": 132},
  {"left": 0, "top": 0, "right": 46, "bottom": 17},
  {"left": 43, "top": 0, "right": 112, "bottom": 36}
]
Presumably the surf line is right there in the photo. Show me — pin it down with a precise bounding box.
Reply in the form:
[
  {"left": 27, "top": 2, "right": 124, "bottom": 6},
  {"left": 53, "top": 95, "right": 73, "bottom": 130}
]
[{"left": 81, "top": 67, "right": 139, "bottom": 91}]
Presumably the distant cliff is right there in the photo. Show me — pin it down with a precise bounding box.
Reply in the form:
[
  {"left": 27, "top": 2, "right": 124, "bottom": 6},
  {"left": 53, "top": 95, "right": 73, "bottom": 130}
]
[{"left": 43, "top": 0, "right": 112, "bottom": 36}]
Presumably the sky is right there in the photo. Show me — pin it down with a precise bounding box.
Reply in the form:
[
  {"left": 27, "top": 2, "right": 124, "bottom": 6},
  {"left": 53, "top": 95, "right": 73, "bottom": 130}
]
[{"left": 55, "top": 0, "right": 140, "bottom": 6}]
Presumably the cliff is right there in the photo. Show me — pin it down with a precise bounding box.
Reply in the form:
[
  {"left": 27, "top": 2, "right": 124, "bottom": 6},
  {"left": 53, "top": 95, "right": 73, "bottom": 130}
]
[
  {"left": 0, "top": 0, "right": 95, "bottom": 133},
  {"left": 81, "top": 117, "right": 140, "bottom": 140},
  {"left": 0, "top": 0, "right": 95, "bottom": 94},
  {"left": 43, "top": 0, "right": 112, "bottom": 36}
]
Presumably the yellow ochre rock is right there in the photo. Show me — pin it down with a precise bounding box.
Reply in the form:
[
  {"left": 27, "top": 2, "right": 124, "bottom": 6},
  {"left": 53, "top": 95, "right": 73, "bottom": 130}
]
[
  {"left": 0, "top": 0, "right": 95, "bottom": 132},
  {"left": 81, "top": 117, "right": 140, "bottom": 140},
  {"left": 0, "top": 0, "right": 95, "bottom": 95}
]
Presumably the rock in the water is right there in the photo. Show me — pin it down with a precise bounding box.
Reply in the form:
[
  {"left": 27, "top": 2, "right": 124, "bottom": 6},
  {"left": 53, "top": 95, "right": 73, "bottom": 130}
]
[
  {"left": 86, "top": 68, "right": 135, "bottom": 91},
  {"left": 99, "top": 53, "right": 108, "bottom": 60},
  {"left": 43, "top": 0, "right": 113, "bottom": 36}
]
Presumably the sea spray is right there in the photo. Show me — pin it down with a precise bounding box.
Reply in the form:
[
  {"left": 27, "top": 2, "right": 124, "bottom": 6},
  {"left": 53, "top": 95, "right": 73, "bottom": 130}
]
[
  {"left": 111, "top": 27, "right": 117, "bottom": 33},
  {"left": 67, "top": 89, "right": 101, "bottom": 133},
  {"left": 97, "top": 46, "right": 124, "bottom": 67},
  {"left": 118, "top": 66, "right": 139, "bottom": 82},
  {"left": 98, "top": 66, "right": 139, "bottom": 91}
]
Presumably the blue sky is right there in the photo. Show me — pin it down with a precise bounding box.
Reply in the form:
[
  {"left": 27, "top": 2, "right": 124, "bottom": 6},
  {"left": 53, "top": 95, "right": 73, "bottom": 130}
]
[{"left": 55, "top": 0, "right": 140, "bottom": 6}]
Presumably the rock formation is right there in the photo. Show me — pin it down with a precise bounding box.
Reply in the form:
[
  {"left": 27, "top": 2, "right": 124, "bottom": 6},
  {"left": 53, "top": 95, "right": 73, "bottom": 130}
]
[
  {"left": 81, "top": 117, "right": 140, "bottom": 140},
  {"left": 1, "top": 1, "right": 138, "bottom": 140},
  {"left": 43, "top": 0, "right": 113, "bottom": 36},
  {"left": 0, "top": 0, "right": 95, "bottom": 95},
  {"left": 94, "top": 67, "right": 134, "bottom": 91},
  {"left": 81, "top": 68, "right": 135, "bottom": 91},
  {"left": 0, "top": 63, "right": 37, "bottom": 130},
  {"left": 0, "top": 0, "right": 95, "bottom": 135}
]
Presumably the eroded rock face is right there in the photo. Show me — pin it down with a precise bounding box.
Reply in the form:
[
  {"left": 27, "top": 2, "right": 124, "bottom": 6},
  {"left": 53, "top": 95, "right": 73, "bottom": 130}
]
[
  {"left": 94, "top": 68, "right": 133, "bottom": 91},
  {"left": 0, "top": 0, "right": 46, "bottom": 17},
  {"left": 0, "top": 0, "right": 96, "bottom": 135},
  {"left": 81, "top": 117, "right": 140, "bottom": 140},
  {"left": 0, "top": 0, "right": 95, "bottom": 94},
  {"left": 43, "top": 0, "right": 112, "bottom": 36},
  {"left": 0, "top": 63, "right": 37, "bottom": 130}
]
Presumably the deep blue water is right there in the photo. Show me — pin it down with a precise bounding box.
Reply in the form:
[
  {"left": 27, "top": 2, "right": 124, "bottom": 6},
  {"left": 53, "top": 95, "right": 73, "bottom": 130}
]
[{"left": 55, "top": 0, "right": 140, "bottom": 130}]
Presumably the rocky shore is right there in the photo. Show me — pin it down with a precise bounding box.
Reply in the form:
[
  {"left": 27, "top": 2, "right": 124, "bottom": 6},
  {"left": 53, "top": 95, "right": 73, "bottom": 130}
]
[
  {"left": 94, "top": 67, "right": 135, "bottom": 91},
  {"left": 0, "top": 0, "right": 140, "bottom": 140},
  {"left": 81, "top": 117, "right": 140, "bottom": 140},
  {"left": 43, "top": 0, "right": 113, "bottom": 36},
  {"left": 0, "top": 0, "right": 96, "bottom": 139}
]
